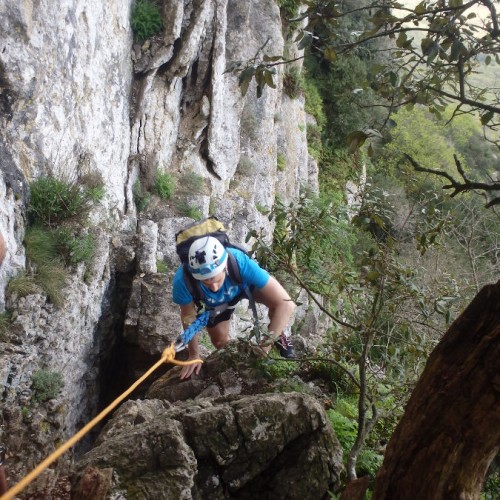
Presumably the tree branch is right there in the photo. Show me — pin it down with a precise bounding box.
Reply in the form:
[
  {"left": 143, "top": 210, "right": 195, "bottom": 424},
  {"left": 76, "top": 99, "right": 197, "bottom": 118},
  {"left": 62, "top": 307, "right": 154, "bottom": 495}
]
[{"left": 405, "top": 154, "right": 500, "bottom": 207}]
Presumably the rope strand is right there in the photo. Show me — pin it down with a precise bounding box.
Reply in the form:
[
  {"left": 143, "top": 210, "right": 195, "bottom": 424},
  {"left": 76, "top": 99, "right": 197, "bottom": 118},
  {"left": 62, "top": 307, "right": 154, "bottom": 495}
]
[{"left": 0, "top": 344, "right": 202, "bottom": 500}]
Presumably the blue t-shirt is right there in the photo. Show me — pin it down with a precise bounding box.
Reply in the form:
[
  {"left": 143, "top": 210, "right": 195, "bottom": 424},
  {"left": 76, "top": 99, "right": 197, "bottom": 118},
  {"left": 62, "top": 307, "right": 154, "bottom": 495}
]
[{"left": 172, "top": 248, "right": 269, "bottom": 307}]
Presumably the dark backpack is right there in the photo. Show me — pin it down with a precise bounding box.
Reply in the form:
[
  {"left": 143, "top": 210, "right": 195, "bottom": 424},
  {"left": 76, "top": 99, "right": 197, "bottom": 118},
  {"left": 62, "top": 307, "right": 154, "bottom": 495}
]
[{"left": 175, "top": 216, "right": 258, "bottom": 319}]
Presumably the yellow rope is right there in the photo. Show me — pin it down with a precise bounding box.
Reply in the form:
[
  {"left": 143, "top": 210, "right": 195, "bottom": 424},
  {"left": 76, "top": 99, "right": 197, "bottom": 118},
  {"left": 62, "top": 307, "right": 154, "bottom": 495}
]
[{"left": 0, "top": 344, "right": 201, "bottom": 500}]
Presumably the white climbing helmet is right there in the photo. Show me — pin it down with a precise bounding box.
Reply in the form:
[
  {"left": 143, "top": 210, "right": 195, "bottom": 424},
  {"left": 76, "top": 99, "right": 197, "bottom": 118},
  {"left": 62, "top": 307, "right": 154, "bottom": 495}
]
[{"left": 188, "top": 236, "right": 228, "bottom": 280}]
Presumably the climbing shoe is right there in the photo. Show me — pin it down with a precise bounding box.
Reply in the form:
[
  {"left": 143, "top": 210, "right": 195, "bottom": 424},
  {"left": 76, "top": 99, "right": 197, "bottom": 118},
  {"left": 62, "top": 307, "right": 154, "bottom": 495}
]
[{"left": 275, "top": 334, "right": 295, "bottom": 359}]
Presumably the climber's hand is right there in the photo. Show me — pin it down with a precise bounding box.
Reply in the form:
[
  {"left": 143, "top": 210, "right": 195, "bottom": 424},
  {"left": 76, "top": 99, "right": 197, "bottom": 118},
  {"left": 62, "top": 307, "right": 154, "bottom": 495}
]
[{"left": 179, "top": 357, "right": 203, "bottom": 380}]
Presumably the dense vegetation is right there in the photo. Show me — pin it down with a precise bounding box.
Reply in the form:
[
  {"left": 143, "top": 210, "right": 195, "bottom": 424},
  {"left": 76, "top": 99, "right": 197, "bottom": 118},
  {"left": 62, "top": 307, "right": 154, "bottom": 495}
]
[
  {"left": 7, "top": 174, "right": 104, "bottom": 308},
  {"left": 250, "top": 0, "right": 500, "bottom": 493}
]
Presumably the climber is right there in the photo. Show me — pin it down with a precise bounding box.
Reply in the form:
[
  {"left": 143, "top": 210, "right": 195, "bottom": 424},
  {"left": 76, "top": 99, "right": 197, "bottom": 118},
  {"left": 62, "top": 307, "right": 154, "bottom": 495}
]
[{"left": 172, "top": 236, "right": 296, "bottom": 379}]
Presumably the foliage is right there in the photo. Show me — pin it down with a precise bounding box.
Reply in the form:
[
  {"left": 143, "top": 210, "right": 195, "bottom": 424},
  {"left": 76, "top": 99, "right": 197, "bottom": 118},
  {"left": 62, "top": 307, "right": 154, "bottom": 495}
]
[
  {"left": 173, "top": 199, "right": 202, "bottom": 220},
  {"left": 133, "top": 179, "right": 151, "bottom": 212},
  {"left": 177, "top": 171, "right": 205, "bottom": 195},
  {"left": 0, "top": 311, "right": 10, "bottom": 342},
  {"left": 31, "top": 369, "right": 64, "bottom": 403},
  {"left": 237, "top": 155, "right": 256, "bottom": 176},
  {"left": 33, "top": 263, "right": 68, "bottom": 307},
  {"left": 306, "top": 355, "right": 358, "bottom": 395},
  {"left": 7, "top": 272, "right": 39, "bottom": 298},
  {"left": 247, "top": 183, "right": 472, "bottom": 479},
  {"left": 25, "top": 226, "right": 59, "bottom": 265},
  {"left": 277, "top": 153, "right": 286, "bottom": 172},
  {"left": 306, "top": 124, "right": 322, "bottom": 161},
  {"left": 28, "top": 176, "right": 103, "bottom": 228},
  {"left": 283, "top": 66, "right": 303, "bottom": 99},
  {"left": 229, "top": 0, "right": 500, "bottom": 204},
  {"left": 276, "top": 0, "right": 302, "bottom": 20},
  {"left": 258, "top": 355, "right": 297, "bottom": 380},
  {"left": 327, "top": 398, "right": 383, "bottom": 478},
  {"left": 302, "top": 74, "right": 326, "bottom": 129},
  {"left": 306, "top": 53, "right": 383, "bottom": 147},
  {"left": 249, "top": 195, "right": 358, "bottom": 298},
  {"left": 370, "top": 106, "right": 500, "bottom": 292},
  {"left": 483, "top": 466, "right": 500, "bottom": 500},
  {"left": 131, "top": 0, "right": 164, "bottom": 42},
  {"left": 54, "top": 226, "right": 96, "bottom": 266},
  {"left": 156, "top": 260, "right": 168, "bottom": 273},
  {"left": 153, "top": 171, "right": 175, "bottom": 200},
  {"left": 255, "top": 203, "right": 268, "bottom": 215},
  {"left": 16, "top": 175, "right": 103, "bottom": 306}
]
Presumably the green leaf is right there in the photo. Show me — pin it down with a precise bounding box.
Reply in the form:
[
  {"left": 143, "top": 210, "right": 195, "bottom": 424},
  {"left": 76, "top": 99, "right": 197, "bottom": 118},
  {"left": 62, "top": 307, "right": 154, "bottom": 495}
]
[
  {"left": 263, "top": 55, "right": 282, "bottom": 62},
  {"left": 450, "top": 39, "right": 467, "bottom": 61},
  {"left": 264, "top": 70, "right": 276, "bottom": 89},
  {"left": 238, "top": 67, "right": 255, "bottom": 96},
  {"left": 366, "top": 270, "right": 380, "bottom": 282},
  {"left": 414, "top": 2, "right": 426, "bottom": 14},
  {"left": 396, "top": 32, "right": 407, "bottom": 48},
  {"left": 347, "top": 130, "right": 368, "bottom": 153},
  {"left": 371, "top": 214, "right": 385, "bottom": 228},
  {"left": 240, "top": 77, "right": 251, "bottom": 97},
  {"left": 481, "top": 111, "right": 494, "bottom": 125},
  {"left": 324, "top": 47, "right": 337, "bottom": 62},
  {"left": 298, "top": 33, "right": 311, "bottom": 50}
]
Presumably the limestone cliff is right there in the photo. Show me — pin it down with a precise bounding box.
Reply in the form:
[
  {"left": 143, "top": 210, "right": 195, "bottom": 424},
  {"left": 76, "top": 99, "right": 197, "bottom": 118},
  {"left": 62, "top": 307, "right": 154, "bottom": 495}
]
[{"left": 0, "top": 0, "right": 331, "bottom": 496}]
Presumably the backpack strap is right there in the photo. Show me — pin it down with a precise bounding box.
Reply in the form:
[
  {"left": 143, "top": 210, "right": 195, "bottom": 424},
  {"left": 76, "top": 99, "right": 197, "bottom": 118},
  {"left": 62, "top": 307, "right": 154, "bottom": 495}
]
[
  {"left": 182, "top": 264, "right": 203, "bottom": 310},
  {"left": 226, "top": 252, "right": 259, "bottom": 325},
  {"left": 183, "top": 251, "right": 260, "bottom": 324}
]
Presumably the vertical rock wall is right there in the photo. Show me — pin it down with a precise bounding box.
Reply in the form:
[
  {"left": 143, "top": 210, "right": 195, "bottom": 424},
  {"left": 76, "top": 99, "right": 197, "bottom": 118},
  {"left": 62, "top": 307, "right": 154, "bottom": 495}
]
[{"left": 0, "top": 0, "right": 319, "bottom": 486}]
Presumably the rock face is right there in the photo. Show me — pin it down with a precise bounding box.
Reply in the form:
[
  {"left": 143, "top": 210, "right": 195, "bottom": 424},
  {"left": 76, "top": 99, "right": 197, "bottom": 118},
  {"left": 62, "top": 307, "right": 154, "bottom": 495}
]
[
  {"left": 0, "top": 0, "right": 323, "bottom": 492},
  {"left": 71, "top": 342, "right": 344, "bottom": 499},
  {"left": 74, "top": 393, "right": 343, "bottom": 499}
]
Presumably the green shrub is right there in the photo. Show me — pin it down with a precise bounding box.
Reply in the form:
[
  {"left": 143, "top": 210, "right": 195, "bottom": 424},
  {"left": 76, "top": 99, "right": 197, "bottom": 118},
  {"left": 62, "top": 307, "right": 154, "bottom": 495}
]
[
  {"left": 7, "top": 272, "right": 39, "bottom": 298},
  {"left": 173, "top": 199, "right": 202, "bottom": 220},
  {"left": 307, "top": 124, "right": 322, "bottom": 161},
  {"left": 327, "top": 398, "right": 383, "bottom": 478},
  {"left": 258, "top": 354, "right": 297, "bottom": 380},
  {"left": 22, "top": 226, "right": 69, "bottom": 305},
  {"left": 255, "top": 203, "right": 268, "bottom": 214},
  {"left": 0, "top": 312, "right": 11, "bottom": 342},
  {"left": 277, "top": 153, "right": 286, "bottom": 172},
  {"left": 133, "top": 180, "right": 151, "bottom": 212},
  {"left": 31, "top": 369, "right": 64, "bottom": 403},
  {"left": 80, "top": 171, "right": 106, "bottom": 203},
  {"left": 177, "top": 171, "right": 205, "bottom": 195},
  {"left": 156, "top": 260, "right": 168, "bottom": 273},
  {"left": 28, "top": 176, "right": 102, "bottom": 228},
  {"left": 55, "top": 227, "right": 96, "bottom": 266},
  {"left": 283, "top": 67, "right": 303, "bottom": 99},
  {"left": 35, "top": 263, "right": 68, "bottom": 307},
  {"left": 154, "top": 171, "right": 175, "bottom": 199},
  {"left": 131, "top": 0, "right": 164, "bottom": 42},
  {"left": 277, "top": 0, "right": 301, "bottom": 19},
  {"left": 303, "top": 77, "right": 326, "bottom": 129},
  {"left": 237, "top": 155, "right": 256, "bottom": 176},
  {"left": 25, "top": 226, "right": 59, "bottom": 265}
]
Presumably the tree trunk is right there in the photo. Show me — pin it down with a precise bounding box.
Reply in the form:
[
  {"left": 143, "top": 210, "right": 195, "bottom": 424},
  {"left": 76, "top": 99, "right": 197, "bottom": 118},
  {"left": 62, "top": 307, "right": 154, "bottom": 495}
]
[{"left": 373, "top": 280, "right": 500, "bottom": 499}]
